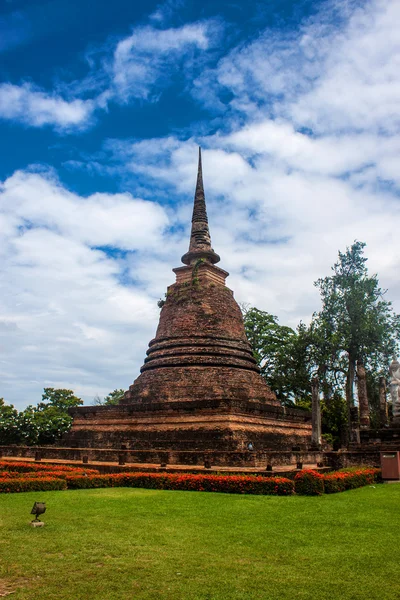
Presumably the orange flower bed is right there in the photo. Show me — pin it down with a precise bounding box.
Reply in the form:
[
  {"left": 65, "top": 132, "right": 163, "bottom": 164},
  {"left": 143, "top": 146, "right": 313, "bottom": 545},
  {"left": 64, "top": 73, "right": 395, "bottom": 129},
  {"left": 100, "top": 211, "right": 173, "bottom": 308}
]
[{"left": 0, "top": 461, "right": 381, "bottom": 495}]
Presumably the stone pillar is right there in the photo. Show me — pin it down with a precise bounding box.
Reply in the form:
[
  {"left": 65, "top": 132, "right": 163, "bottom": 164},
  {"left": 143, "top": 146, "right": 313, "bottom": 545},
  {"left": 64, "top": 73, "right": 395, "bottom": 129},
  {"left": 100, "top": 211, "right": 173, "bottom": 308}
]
[
  {"left": 389, "top": 358, "right": 400, "bottom": 425},
  {"left": 379, "top": 377, "right": 388, "bottom": 427},
  {"left": 394, "top": 388, "right": 400, "bottom": 425},
  {"left": 350, "top": 407, "right": 360, "bottom": 444},
  {"left": 311, "top": 376, "right": 321, "bottom": 448},
  {"left": 357, "top": 363, "right": 370, "bottom": 428}
]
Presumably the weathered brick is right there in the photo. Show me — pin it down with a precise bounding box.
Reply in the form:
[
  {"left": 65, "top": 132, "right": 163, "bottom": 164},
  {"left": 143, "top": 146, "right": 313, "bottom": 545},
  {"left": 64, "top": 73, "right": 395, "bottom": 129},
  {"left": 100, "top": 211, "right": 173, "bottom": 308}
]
[{"left": 64, "top": 149, "right": 312, "bottom": 462}]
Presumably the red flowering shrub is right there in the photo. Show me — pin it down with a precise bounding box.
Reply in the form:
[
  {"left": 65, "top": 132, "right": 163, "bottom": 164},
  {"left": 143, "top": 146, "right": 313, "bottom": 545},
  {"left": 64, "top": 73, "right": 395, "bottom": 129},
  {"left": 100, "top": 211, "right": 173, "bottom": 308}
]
[
  {"left": 0, "top": 461, "right": 100, "bottom": 493},
  {"left": 0, "top": 477, "right": 67, "bottom": 493},
  {"left": 65, "top": 472, "right": 294, "bottom": 495},
  {"left": 294, "top": 470, "right": 325, "bottom": 496},
  {"left": 323, "top": 468, "right": 381, "bottom": 494},
  {"left": 1, "top": 470, "right": 98, "bottom": 480},
  {"left": 0, "top": 461, "right": 381, "bottom": 495},
  {"left": 0, "top": 461, "right": 99, "bottom": 474}
]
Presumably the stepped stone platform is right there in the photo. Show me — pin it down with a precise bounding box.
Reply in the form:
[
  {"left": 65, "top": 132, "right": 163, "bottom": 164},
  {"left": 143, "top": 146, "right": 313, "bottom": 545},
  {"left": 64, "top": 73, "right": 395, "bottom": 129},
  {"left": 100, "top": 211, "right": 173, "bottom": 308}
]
[
  {"left": 358, "top": 427, "right": 400, "bottom": 447},
  {"left": 0, "top": 447, "right": 381, "bottom": 472}
]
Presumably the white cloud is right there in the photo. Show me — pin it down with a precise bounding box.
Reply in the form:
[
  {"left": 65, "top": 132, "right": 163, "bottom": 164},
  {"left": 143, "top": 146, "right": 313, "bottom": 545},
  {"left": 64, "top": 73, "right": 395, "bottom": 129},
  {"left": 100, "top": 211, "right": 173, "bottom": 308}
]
[
  {"left": 0, "top": 170, "right": 176, "bottom": 409},
  {"left": 194, "top": 0, "right": 400, "bottom": 135},
  {"left": 111, "top": 22, "right": 217, "bottom": 102},
  {"left": 0, "top": 83, "right": 95, "bottom": 130},
  {"left": 0, "top": 18, "right": 219, "bottom": 131},
  {"left": 2, "top": 170, "right": 168, "bottom": 249},
  {"left": 3, "top": 0, "right": 400, "bottom": 409}
]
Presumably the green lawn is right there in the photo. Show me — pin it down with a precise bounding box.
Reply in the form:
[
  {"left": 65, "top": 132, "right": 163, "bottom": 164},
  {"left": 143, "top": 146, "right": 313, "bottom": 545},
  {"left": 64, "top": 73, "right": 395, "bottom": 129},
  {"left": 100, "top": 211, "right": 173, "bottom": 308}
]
[{"left": 1, "top": 485, "right": 399, "bottom": 600}]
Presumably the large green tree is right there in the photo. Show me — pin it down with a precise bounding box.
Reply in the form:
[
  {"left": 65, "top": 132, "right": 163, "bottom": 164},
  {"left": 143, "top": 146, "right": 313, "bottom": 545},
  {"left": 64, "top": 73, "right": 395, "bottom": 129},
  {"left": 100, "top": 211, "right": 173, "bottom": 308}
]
[
  {"left": 242, "top": 307, "right": 312, "bottom": 405},
  {"left": 313, "top": 241, "right": 400, "bottom": 436},
  {"left": 0, "top": 398, "right": 21, "bottom": 444}
]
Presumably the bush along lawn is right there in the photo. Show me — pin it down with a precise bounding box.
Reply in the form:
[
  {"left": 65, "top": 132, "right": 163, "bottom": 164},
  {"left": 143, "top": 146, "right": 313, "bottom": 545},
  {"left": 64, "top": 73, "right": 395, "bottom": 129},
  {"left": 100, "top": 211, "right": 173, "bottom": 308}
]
[{"left": 0, "top": 461, "right": 381, "bottom": 495}]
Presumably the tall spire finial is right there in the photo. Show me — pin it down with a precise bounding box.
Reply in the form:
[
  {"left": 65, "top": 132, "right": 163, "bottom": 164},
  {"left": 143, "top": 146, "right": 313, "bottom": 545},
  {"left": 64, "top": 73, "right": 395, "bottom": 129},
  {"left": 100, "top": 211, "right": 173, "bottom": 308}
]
[{"left": 181, "top": 148, "right": 220, "bottom": 266}]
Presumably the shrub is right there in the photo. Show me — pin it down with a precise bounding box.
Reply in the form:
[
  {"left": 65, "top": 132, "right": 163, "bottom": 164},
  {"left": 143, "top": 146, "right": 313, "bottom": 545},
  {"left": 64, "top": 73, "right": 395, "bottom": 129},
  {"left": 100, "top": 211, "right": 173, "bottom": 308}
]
[
  {"left": 0, "top": 461, "right": 99, "bottom": 474},
  {"left": 0, "top": 477, "right": 67, "bottom": 493},
  {"left": 324, "top": 468, "right": 381, "bottom": 494},
  {"left": 0, "top": 462, "right": 381, "bottom": 496},
  {"left": 294, "top": 470, "right": 325, "bottom": 496},
  {"left": 0, "top": 469, "right": 98, "bottom": 480},
  {"left": 65, "top": 473, "right": 294, "bottom": 495}
]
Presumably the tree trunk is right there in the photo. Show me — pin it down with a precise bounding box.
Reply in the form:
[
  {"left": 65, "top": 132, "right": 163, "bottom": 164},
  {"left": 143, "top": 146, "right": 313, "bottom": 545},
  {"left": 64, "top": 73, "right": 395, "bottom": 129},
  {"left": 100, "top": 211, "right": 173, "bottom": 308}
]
[{"left": 357, "top": 362, "right": 370, "bottom": 428}]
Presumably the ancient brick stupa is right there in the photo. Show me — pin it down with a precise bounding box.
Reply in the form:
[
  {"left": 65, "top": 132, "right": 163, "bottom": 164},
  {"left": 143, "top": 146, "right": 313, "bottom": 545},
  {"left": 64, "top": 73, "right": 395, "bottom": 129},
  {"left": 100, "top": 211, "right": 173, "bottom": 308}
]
[{"left": 65, "top": 150, "right": 312, "bottom": 465}]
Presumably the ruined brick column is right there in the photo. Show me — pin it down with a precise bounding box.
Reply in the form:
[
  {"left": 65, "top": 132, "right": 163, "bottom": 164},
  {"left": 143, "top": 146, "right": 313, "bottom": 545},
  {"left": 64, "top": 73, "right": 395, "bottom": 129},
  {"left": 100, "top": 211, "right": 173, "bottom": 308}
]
[
  {"left": 379, "top": 377, "right": 388, "bottom": 427},
  {"left": 357, "top": 363, "right": 370, "bottom": 428},
  {"left": 311, "top": 376, "right": 321, "bottom": 448}
]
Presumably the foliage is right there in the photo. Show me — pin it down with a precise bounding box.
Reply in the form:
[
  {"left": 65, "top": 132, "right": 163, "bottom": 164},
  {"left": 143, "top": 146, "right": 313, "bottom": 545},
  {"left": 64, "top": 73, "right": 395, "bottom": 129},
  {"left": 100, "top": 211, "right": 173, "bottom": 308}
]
[
  {"left": 313, "top": 241, "right": 400, "bottom": 428},
  {"left": 0, "top": 461, "right": 98, "bottom": 473},
  {"left": 321, "top": 394, "right": 348, "bottom": 449},
  {"left": 243, "top": 242, "right": 400, "bottom": 444},
  {"left": 0, "top": 477, "right": 67, "bottom": 493},
  {"left": 294, "top": 469, "right": 325, "bottom": 495},
  {"left": 294, "top": 467, "right": 380, "bottom": 495},
  {"left": 0, "top": 462, "right": 380, "bottom": 496},
  {"left": 0, "top": 398, "right": 20, "bottom": 445},
  {"left": 0, "top": 389, "right": 83, "bottom": 445},
  {"left": 323, "top": 468, "right": 381, "bottom": 494},
  {"left": 242, "top": 307, "right": 312, "bottom": 404},
  {"left": 0, "top": 462, "right": 294, "bottom": 495},
  {"left": 92, "top": 388, "right": 125, "bottom": 406},
  {"left": 39, "top": 388, "right": 83, "bottom": 412},
  {"left": 103, "top": 388, "right": 125, "bottom": 405},
  {"left": 65, "top": 472, "right": 294, "bottom": 495},
  {"left": 0, "top": 462, "right": 98, "bottom": 492}
]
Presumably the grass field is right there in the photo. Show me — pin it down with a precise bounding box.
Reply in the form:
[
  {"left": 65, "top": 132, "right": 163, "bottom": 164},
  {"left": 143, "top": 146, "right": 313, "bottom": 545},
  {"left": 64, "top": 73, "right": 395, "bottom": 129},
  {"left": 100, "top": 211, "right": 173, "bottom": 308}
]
[{"left": 1, "top": 484, "right": 399, "bottom": 600}]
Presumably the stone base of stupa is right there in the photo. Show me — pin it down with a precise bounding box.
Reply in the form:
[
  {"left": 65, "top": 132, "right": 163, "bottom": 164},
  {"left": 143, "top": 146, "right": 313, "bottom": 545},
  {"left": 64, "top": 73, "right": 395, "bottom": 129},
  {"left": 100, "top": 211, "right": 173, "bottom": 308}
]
[{"left": 63, "top": 397, "right": 311, "bottom": 462}]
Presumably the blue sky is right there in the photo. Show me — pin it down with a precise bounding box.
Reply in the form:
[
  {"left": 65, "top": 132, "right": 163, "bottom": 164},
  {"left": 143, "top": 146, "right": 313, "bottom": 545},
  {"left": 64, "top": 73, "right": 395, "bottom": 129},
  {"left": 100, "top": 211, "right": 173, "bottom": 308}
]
[{"left": 1, "top": 0, "right": 400, "bottom": 409}]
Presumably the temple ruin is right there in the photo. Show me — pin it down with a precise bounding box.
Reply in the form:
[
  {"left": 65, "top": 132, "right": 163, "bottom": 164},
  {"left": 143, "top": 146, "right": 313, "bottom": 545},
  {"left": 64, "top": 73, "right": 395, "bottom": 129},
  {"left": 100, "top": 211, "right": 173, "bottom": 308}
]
[{"left": 63, "top": 149, "right": 312, "bottom": 466}]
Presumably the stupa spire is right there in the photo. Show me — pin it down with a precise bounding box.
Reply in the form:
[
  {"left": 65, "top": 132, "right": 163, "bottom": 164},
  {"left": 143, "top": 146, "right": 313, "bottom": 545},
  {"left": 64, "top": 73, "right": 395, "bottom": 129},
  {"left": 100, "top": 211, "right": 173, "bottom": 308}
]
[{"left": 181, "top": 147, "right": 220, "bottom": 266}]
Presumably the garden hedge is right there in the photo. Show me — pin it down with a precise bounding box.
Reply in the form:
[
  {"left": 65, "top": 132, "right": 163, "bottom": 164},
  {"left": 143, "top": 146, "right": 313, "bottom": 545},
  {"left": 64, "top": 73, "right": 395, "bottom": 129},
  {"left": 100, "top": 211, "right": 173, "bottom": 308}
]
[
  {"left": 294, "top": 469, "right": 325, "bottom": 495},
  {"left": 0, "top": 461, "right": 99, "bottom": 474},
  {"left": 0, "top": 477, "right": 67, "bottom": 493},
  {"left": 0, "top": 461, "right": 382, "bottom": 495},
  {"left": 65, "top": 472, "right": 295, "bottom": 495},
  {"left": 323, "top": 468, "right": 380, "bottom": 493}
]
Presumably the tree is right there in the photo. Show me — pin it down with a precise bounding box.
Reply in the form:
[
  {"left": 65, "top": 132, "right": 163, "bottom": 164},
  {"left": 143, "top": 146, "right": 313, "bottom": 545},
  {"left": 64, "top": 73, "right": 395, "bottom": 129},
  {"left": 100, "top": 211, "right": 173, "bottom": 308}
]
[
  {"left": 103, "top": 389, "right": 125, "bottom": 405},
  {"left": 242, "top": 307, "right": 311, "bottom": 405},
  {"left": 38, "top": 388, "right": 83, "bottom": 412},
  {"left": 0, "top": 389, "right": 83, "bottom": 446},
  {"left": 313, "top": 241, "right": 400, "bottom": 438},
  {"left": 30, "top": 388, "right": 83, "bottom": 445},
  {"left": 92, "top": 389, "right": 125, "bottom": 406},
  {"left": 0, "top": 398, "right": 21, "bottom": 444}
]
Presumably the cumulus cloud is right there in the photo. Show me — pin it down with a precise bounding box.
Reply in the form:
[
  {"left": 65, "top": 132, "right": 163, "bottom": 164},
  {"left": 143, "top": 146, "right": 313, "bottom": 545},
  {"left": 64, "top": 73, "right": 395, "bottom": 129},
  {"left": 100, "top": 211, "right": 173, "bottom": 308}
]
[
  {"left": 0, "top": 18, "right": 219, "bottom": 131},
  {"left": 3, "top": 0, "right": 400, "bottom": 409},
  {"left": 70, "top": 0, "right": 400, "bottom": 329},
  {"left": 0, "top": 170, "right": 177, "bottom": 408},
  {"left": 194, "top": 0, "right": 400, "bottom": 135},
  {"left": 111, "top": 21, "right": 218, "bottom": 102},
  {"left": 0, "top": 83, "right": 95, "bottom": 130}
]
